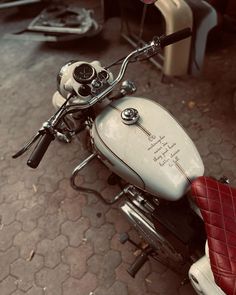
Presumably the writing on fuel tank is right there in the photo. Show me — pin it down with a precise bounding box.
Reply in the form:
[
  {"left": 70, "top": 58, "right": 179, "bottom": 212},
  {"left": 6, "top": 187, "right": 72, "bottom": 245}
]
[{"left": 147, "top": 135, "right": 180, "bottom": 167}]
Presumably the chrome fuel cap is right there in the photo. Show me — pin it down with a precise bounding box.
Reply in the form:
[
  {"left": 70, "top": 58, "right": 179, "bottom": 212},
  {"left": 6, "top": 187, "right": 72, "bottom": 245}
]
[{"left": 121, "top": 108, "right": 139, "bottom": 125}]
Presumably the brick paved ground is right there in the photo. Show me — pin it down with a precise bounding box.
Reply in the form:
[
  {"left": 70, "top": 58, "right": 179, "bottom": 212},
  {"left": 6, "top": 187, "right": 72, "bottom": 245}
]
[{"left": 0, "top": 4, "right": 236, "bottom": 295}]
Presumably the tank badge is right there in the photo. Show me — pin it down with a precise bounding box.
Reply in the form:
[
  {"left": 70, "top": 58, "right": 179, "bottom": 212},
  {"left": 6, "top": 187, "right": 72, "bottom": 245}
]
[{"left": 121, "top": 108, "right": 139, "bottom": 125}]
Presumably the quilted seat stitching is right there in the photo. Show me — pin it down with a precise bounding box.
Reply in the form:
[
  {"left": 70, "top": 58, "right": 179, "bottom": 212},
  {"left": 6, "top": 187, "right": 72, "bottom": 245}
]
[
  {"left": 192, "top": 181, "right": 234, "bottom": 196},
  {"left": 229, "top": 186, "right": 236, "bottom": 219},
  {"left": 205, "top": 225, "right": 236, "bottom": 242},
  {"left": 192, "top": 176, "right": 236, "bottom": 295}
]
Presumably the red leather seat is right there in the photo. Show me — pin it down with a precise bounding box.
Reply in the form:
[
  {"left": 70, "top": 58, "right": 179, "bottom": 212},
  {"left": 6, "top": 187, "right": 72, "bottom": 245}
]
[{"left": 191, "top": 176, "right": 236, "bottom": 295}]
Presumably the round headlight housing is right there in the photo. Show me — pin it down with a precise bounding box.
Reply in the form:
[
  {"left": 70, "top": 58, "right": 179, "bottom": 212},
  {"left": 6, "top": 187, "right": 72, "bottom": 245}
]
[{"left": 57, "top": 60, "right": 77, "bottom": 96}]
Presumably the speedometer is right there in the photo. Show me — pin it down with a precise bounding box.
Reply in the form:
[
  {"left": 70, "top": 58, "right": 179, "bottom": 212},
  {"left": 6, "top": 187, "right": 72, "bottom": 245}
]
[{"left": 73, "top": 63, "right": 96, "bottom": 84}]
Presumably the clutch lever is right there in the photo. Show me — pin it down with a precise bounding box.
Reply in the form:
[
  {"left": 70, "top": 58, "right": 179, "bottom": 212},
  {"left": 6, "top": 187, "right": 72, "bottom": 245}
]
[
  {"left": 12, "top": 130, "right": 44, "bottom": 159},
  {"left": 12, "top": 120, "right": 56, "bottom": 169},
  {"left": 12, "top": 96, "right": 73, "bottom": 160}
]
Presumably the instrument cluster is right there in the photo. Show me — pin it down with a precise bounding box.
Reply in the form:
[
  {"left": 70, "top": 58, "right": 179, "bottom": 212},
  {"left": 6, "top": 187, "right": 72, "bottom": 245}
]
[
  {"left": 57, "top": 60, "right": 113, "bottom": 101},
  {"left": 73, "top": 63, "right": 111, "bottom": 97}
]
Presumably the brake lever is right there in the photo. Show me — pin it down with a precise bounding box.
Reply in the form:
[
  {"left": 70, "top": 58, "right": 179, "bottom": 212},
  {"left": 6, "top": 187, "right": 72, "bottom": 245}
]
[{"left": 12, "top": 130, "right": 44, "bottom": 159}]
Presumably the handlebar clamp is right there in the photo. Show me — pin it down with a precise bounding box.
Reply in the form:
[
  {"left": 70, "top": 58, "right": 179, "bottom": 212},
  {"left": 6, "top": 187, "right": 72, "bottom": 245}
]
[{"left": 151, "top": 36, "right": 161, "bottom": 51}]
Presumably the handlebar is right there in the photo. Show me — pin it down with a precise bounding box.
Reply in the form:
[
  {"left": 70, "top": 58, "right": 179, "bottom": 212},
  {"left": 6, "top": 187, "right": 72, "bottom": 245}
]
[
  {"left": 27, "top": 132, "right": 55, "bottom": 168},
  {"left": 64, "top": 28, "right": 192, "bottom": 110},
  {"left": 159, "top": 28, "right": 191, "bottom": 48},
  {"left": 13, "top": 28, "right": 192, "bottom": 168}
]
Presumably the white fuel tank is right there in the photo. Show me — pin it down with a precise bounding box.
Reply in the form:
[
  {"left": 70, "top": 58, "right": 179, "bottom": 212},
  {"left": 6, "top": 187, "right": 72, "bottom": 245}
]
[{"left": 92, "top": 97, "right": 204, "bottom": 201}]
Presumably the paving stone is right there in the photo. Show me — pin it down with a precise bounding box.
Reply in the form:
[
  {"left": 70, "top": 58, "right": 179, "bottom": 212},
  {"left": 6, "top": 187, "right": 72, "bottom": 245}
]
[
  {"left": 24, "top": 193, "right": 47, "bottom": 210},
  {"left": 146, "top": 270, "right": 182, "bottom": 294},
  {"left": 217, "top": 160, "right": 236, "bottom": 185},
  {"left": 16, "top": 185, "right": 37, "bottom": 200},
  {"left": 0, "top": 200, "right": 24, "bottom": 225},
  {"left": 209, "top": 140, "right": 234, "bottom": 160},
  {"left": 109, "top": 281, "right": 129, "bottom": 295},
  {"left": 58, "top": 179, "right": 84, "bottom": 199},
  {"left": 111, "top": 233, "right": 135, "bottom": 264},
  {"left": 0, "top": 221, "right": 21, "bottom": 251},
  {"left": 35, "top": 264, "right": 70, "bottom": 295},
  {"left": 0, "top": 185, "right": 18, "bottom": 204},
  {"left": 14, "top": 228, "right": 44, "bottom": 259},
  {"left": 63, "top": 273, "right": 97, "bottom": 295},
  {"left": 86, "top": 193, "right": 99, "bottom": 206},
  {"left": 87, "top": 254, "right": 104, "bottom": 275},
  {"left": 85, "top": 180, "right": 109, "bottom": 198},
  {"left": 61, "top": 195, "right": 86, "bottom": 221},
  {"left": 44, "top": 190, "right": 65, "bottom": 215},
  {"left": 97, "top": 250, "right": 122, "bottom": 288},
  {"left": 207, "top": 127, "right": 224, "bottom": 144},
  {"left": 1, "top": 181, "right": 25, "bottom": 196},
  {"left": 11, "top": 290, "right": 25, "bottom": 295},
  {"left": 100, "top": 185, "right": 123, "bottom": 204},
  {"left": 185, "top": 125, "right": 202, "bottom": 142},
  {"left": 128, "top": 228, "right": 143, "bottom": 244},
  {"left": 194, "top": 137, "right": 210, "bottom": 157},
  {"left": 0, "top": 247, "right": 19, "bottom": 281},
  {"left": 16, "top": 205, "right": 44, "bottom": 232},
  {"left": 22, "top": 180, "right": 45, "bottom": 195},
  {"left": 82, "top": 160, "right": 103, "bottom": 184},
  {"left": 0, "top": 192, "right": 5, "bottom": 205},
  {"left": 11, "top": 255, "right": 44, "bottom": 291},
  {"left": 203, "top": 152, "right": 222, "bottom": 167},
  {"left": 85, "top": 224, "right": 115, "bottom": 254},
  {"left": 26, "top": 285, "right": 44, "bottom": 295},
  {"left": 98, "top": 166, "right": 111, "bottom": 181},
  {"left": 38, "top": 175, "right": 60, "bottom": 193},
  {"left": 62, "top": 244, "right": 93, "bottom": 279},
  {"left": 106, "top": 208, "right": 131, "bottom": 233},
  {"left": 0, "top": 276, "right": 17, "bottom": 295},
  {"left": 93, "top": 286, "right": 111, "bottom": 295},
  {"left": 82, "top": 201, "right": 109, "bottom": 228},
  {"left": 2, "top": 191, "right": 19, "bottom": 204},
  {"left": 38, "top": 212, "right": 66, "bottom": 240},
  {"left": 204, "top": 166, "right": 223, "bottom": 180},
  {"left": 178, "top": 282, "right": 197, "bottom": 295},
  {"left": 61, "top": 218, "right": 90, "bottom": 247},
  {"left": 6, "top": 166, "right": 41, "bottom": 186},
  {"left": 149, "top": 258, "right": 168, "bottom": 275},
  {"left": 115, "top": 262, "right": 150, "bottom": 295},
  {"left": 37, "top": 235, "right": 68, "bottom": 268},
  {"left": 42, "top": 163, "right": 68, "bottom": 182},
  {"left": 0, "top": 158, "right": 10, "bottom": 172},
  {"left": 94, "top": 280, "right": 128, "bottom": 295}
]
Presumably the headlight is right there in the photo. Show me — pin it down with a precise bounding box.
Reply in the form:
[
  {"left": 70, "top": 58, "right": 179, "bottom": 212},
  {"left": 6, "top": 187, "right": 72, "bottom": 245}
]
[{"left": 57, "top": 60, "right": 77, "bottom": 96}]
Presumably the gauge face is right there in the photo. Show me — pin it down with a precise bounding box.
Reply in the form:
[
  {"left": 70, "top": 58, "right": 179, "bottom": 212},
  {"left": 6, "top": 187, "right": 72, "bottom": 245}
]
[
  {"left": 73, "top": 63, "right": 96, "bottom": 84},
  {"left": 98, "top": 70, "right": 109, "bottom": 81}
]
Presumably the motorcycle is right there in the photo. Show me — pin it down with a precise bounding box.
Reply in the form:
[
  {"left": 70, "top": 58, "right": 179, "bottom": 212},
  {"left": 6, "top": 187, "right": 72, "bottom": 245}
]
[{"left": 13, "top": 28, "right": 236, "bottom": 295}]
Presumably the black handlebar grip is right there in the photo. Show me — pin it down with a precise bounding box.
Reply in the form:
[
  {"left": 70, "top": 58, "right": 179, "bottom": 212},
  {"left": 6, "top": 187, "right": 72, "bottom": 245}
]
[
  {"left": 159, "top": 28, "right": 192, "bottom": 48},
  {"left": 27, "top": 132, "right": 54, "bottom": 169}
]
